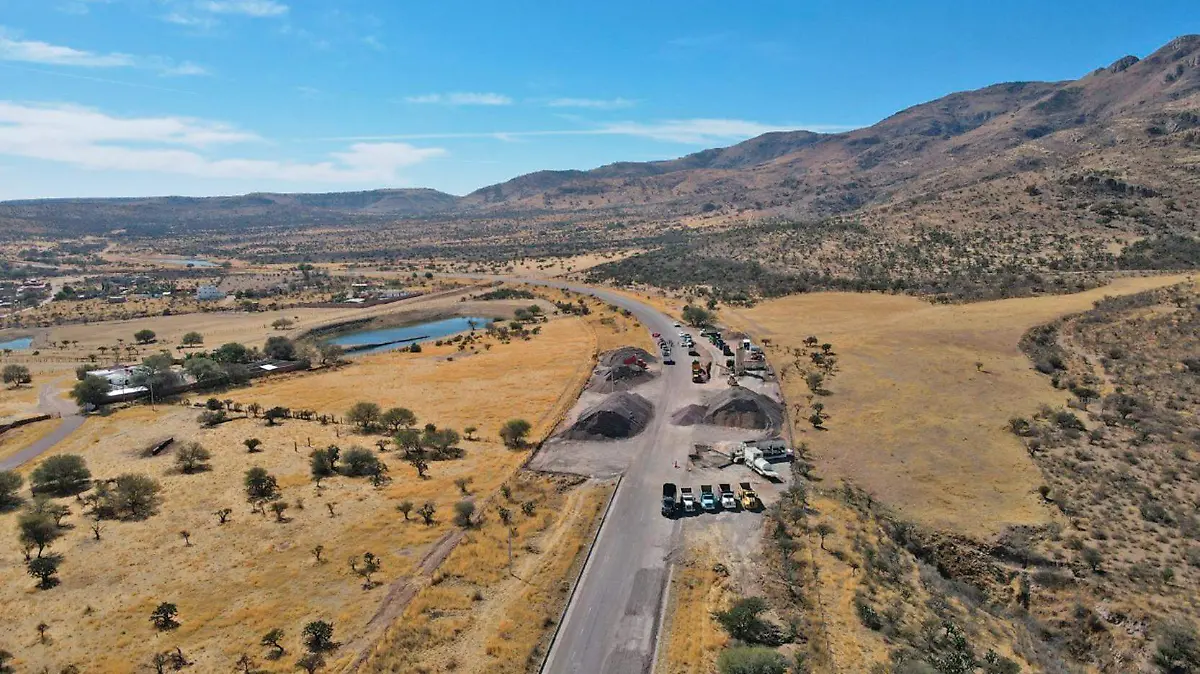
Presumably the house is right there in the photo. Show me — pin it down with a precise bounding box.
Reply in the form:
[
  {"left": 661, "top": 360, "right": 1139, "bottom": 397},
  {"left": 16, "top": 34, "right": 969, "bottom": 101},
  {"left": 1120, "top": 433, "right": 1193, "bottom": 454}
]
[{"left": 195, "top": 285, "right": 225, "bottom": 301}]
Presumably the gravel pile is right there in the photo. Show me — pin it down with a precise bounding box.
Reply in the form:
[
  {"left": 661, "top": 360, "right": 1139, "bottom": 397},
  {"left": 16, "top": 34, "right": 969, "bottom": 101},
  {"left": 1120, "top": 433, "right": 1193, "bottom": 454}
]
[
  {"left": 704, "top": 388, "right": 784, "bottom": 430},
  {"left": 589, "top": 346, "right": 657, "bottom": 391},
  {"left": 565, "top": 392, "right": 654, "bottom": 440}
]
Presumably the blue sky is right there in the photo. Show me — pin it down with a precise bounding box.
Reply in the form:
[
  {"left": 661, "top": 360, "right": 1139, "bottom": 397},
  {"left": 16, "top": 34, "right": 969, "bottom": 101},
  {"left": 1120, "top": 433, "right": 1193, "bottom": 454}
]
[{"left": 0, "top": 0, "right": 1194, "bottom": 200}]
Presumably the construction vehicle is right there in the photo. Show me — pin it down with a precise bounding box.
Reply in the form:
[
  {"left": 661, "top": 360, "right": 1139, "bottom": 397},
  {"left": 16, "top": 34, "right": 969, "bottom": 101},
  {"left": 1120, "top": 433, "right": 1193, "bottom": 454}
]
[
  {"left": 738, "top": 482, "right": 761, "bottom": 510},
  {"left": 662, "top": 483, "right": 678, "bottom": 517},
  {"left": 719, "top": 483, "right": 737, "bottom": 510},
  {"left": 691, "top": 359, "right": 713, "bottom": 383},
  {"left": 741, "top": 439, "right": 794, "bottom": 462},
  {"left": 700, "top": 485, "right": 717, "bottom": 511},
  {"left": 735, "top": 446, "right": 782, "bottom": 481},
  {"left": 680, "top": 487, "right": 696, "bottom": 513}
]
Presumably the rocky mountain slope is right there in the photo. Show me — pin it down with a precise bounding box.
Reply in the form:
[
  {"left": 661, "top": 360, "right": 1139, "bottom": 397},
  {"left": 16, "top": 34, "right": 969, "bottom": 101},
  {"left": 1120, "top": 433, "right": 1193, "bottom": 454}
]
[{"left": 1, "top": 36, "right": 1198, "bottom": 251}]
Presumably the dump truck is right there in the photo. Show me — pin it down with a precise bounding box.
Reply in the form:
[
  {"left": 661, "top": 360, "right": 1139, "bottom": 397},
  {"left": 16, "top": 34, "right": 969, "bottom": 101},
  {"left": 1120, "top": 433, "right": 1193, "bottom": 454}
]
[
  {"left": 738, "top": 482, "right": 761, "bottom": 510},
  {"left": 719, "top": 483, "right": 737, "bottom": 510},
  {"left": 680, "top": 486, "right": 696, "bottom": 513},
  {"left": 742, "top": 440, "right": 794, "bottom": 462},
  {"left": 700, "top": 485, "right": 717, "bottom": 511},
  {"left": 662, "top": 483, "right": 678, "bottom": 517}
]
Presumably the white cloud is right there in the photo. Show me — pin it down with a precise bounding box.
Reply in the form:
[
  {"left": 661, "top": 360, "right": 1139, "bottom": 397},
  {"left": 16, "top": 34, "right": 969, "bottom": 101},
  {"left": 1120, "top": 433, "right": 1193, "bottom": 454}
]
[
  {"left": 314, "top": 118, "right": 856, "bottom": 144},
  {"left": 0, "top": 28, "right": 207, "bottom": 76},
  {"left": 405, "top": 92, "right": 512, "bottom": 106},
  {"left": 197, "top": 0, "right": 288, "bottom": 17},
  {"left": 547, "top": 97, "right": 635, "bottom": 110},
  {"left": 0, "top": 101, "right": 445, "bottom": 184},
  {"left": 0, "top": 33, "right": 135, "bottom": 68}
]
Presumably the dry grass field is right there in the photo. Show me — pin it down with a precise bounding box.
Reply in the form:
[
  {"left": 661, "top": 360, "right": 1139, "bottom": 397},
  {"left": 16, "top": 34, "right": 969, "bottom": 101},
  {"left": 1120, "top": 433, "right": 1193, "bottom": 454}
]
[
  {"left": 658, "top": 544, "right": 735, "bottom": 674},
  {"left": 725, "top": 274, "right": 1191, "bottom": 538},
  {"left": 0, "top": 308, "right": 609, "bottom": 672},
  {"left": 360, "top": 475, "right": 612, "bottom": 673}
]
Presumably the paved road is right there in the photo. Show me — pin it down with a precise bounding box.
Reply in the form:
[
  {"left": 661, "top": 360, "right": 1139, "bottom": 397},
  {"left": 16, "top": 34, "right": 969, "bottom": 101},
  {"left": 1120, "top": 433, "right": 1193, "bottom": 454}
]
[
  {"left": 0, "top": 384, "right": 84, "bottom": 471},
  {"left": 461, "top": 275, "right": 702, "bottom": 674}
]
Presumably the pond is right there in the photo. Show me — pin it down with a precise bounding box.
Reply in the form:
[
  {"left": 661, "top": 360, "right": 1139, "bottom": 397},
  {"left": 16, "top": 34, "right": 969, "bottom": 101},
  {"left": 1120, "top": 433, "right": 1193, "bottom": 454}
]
[
  {"left": 0, "top": 337, "right": 33, "bottom": 351},
  {"left": 151, "top": 257, "right": 219, "bottom": 268},
  {"left": 327, "top": 316, "right": 490, "bottom": 355}
]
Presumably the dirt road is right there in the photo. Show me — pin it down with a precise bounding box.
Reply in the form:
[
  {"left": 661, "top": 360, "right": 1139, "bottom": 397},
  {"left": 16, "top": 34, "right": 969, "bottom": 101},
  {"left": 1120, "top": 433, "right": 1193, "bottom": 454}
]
[{"left": 0, "top": 384, "right": 84, "bottom": 471}]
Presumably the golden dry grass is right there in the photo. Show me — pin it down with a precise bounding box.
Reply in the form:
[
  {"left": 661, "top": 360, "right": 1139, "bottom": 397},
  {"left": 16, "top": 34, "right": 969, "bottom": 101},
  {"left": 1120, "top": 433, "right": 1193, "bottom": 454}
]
[
  {"left": 0, "top": 418, "right": 57, "bottom": 463},
  {"left": 659, "top": 545, "right": 735, "bottom": 674},
  {"left": 224, "top": 315, "right": 595, "bottom": 444},
  {"left": 359, "top": 474, "right": 611, "bottom": 673},
  {"left": 0, "top": 312, "right": 599, "bottom": 672},
  {"left": 725, "top": 275, "right": 1191, "bottom": 538},
  {"left": 537, "top": 287, "right": 654, "bottom": 354}
]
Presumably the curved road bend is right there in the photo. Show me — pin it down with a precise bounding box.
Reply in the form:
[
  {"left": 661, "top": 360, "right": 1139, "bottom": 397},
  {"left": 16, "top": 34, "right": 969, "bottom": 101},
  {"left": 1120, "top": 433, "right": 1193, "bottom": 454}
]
[
  {"left": 0, "top": 384, "right": 84, "bottom": 472},
  {"left": 467, "top": 275, "right": 697, "bottom": 674}
]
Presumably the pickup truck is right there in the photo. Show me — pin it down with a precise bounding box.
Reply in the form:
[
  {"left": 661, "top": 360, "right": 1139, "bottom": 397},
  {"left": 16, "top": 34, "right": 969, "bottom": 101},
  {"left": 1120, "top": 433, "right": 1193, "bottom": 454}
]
[
  {"left": 700, "top": 485, "right": 718, "bottom": 512},
  {"left": 739, "top": 482, "right": 761, "bottom": 511},
  {"left": 661, "top": 483, "right": 678, "bottom": 517},
  {"left": 719, "top": 483, "right": 737, "bottom": 510},
  {"left": 680, "top": 487, "right": 696, "bottom": 513}
]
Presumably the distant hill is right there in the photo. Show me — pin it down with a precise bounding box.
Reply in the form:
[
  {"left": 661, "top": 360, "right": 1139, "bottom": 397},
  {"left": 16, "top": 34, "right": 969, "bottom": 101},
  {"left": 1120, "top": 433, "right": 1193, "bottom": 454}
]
[
  {"left": 2, "top": 35, "right": 1199, "bottom": 240},
  {"left": 0, "top": 188, "right": 460, "bottom": 236}
]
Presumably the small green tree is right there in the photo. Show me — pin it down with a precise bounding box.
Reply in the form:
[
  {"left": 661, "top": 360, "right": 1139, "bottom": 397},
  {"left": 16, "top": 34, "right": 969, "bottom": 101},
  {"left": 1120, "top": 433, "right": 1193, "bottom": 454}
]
[
  {"left": 681, "top": 305, "right": 715, "bottom": 328},
  {"left": 150, "top": 602, "right": 180, "bottom": 630},
  {"left": 174, "top": 442, "right": 211, "bottom": 474},
  {"left": 310, "top": 448, "right": 337, "bottom": 485},
  {"left": 396, "top": 500, "right": 414, "bottom": 520},
  {"left": 244, "top": 438, "right": 263, "bottom": 453},
  {"left": 349, "top": 552, "right": 381, "bottom": 589},
  {"left": 453, "top": 500, "right": 476, "bottom": 528},
  {"left": 302, "top": 620, "right": 335, "bottom": 653},
  {"left": 715, "top": 597, "right": 774, "bottom": 644},
  {"left": 30, "top": 454, "right": 91, "bottom": 496},
  {"left": 71, "top": 375, "right": 110, "bottom": 408},
  {"left": 264, "top": 406, "right": 289, "bottom": 425},
  {"left": 381, "top": 407, "right": 417, "bottom": 432},
  {"left": 417, "top": 502, "right": 436, "bottom": 525},
  {"left": 346, "top": 402, "right": 382, "bottom": 432},
  {"left": 244, "top": 467, "right": 282, "bottom": 513},
  {"left": 181, "top": 331, "right": 204, "bottom": 347},
  {"left": 134, "top": 329, "right": 157, "bottom": 344},
  {"left": 339, "top": 447, "right": 382, "bottom": 477},
  {"left": 27, "top": 553, "right": 62, "bottom": 589},
  {"left": 499, "top": 419, "right": 532, "bottom": 449},
  {"left": 815, "top": 522, "right": 834, "bottom": 550},
  {"left": 2, "top": 364, "right": 31, "bottom": 388},
  {"left": 114, "top": 474, "right": 162, "bottom": 519},
  {"left": 0, "top": 470, "right": 22, "bottom": 508},
  {"left": 263, "top": 336, "right": 296, "bottom": 360}
]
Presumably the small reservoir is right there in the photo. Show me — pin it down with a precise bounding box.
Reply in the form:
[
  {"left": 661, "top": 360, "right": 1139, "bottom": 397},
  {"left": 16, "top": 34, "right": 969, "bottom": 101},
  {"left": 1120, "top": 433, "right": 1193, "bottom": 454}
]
[
  {"left": 0, "top": 337, "right": 33, "bottom": 351},
  {"left": 327, "top": 316, "right": 488, "bottom": 355}
]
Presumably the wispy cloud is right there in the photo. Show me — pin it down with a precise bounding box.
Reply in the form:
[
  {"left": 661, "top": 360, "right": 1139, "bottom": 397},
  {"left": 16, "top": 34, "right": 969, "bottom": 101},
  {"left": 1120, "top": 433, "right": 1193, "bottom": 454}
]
[
  {"left": 405, "top": 92, "right": 512, "bottom": 106},
  {"left": 0, "top": 28, "right": 207, "bottom": 76},
  {"left": 547, "top": 97, "right": 635, "bottom": 110},
  {"left": 0, "top": 101, "right": 445, "bottom": 183},
  {"left": 312, "top": 118, "right": 854, "bottom": 145},
  {"left": 160, "top": 0, "right": 288, "bottom": 28},
  {"left": 197, "top": 0, "right": 288, "bottom": 17}
]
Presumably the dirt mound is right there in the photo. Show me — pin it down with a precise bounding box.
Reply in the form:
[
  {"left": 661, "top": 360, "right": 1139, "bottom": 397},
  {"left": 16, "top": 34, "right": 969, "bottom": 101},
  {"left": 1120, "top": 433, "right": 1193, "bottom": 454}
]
[
  {"left": 670, "top": 404, "right": 707, "bottom": 426},
  {"left": 599, "top": 347, "right": 657, "bottom": 368},
  {"left": 565, "top": 392, "right": 654, "bottom": 440},
  {"left": 703, "top": 388, "right": 784, "bottom": 430},
  {"left": 589, "top": 347, "right": 657, "bottom": 391}
]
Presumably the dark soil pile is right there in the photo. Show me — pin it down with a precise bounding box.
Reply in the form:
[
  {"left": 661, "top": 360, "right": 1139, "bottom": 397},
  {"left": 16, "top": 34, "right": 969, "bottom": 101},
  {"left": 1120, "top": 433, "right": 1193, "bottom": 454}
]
[
  {"left": 589, "top": 346, "right": 658, "bottom": 391},
  {"left": 670, "top": 404, "right": 707, "bottom": 426},
  {"left": 600, "top": 347, "right": 657, "bottom": 368},
  {"left": 565, "top": 392, "right": 654, "bottom": 440},
  {"left": 703, "top": 388, "right": 784, "bottom": 430}
]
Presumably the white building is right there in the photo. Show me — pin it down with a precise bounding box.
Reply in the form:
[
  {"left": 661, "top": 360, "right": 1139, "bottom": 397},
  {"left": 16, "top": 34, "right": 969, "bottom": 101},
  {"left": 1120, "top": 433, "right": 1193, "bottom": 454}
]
[{"left": 195, "top": 285, "right": 226, "bottom": 301}]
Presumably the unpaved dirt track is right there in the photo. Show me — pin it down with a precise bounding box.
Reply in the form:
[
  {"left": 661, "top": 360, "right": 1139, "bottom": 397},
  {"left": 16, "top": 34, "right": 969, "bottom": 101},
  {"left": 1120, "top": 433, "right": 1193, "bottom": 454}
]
[{"left": 0, "top": 383, "right": 83, "bottom": 471}]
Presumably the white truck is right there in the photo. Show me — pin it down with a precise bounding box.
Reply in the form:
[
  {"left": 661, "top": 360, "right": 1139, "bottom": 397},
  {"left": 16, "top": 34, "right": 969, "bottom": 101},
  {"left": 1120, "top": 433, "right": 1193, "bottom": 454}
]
[
  {"left": 735, "top": 446, "right": 781, "bottom": 480},
  {"left": 719, "top": 483, "right": 737, "bottom": 510},
  {"left": 741, "top": 439, "right": 794, "bottom": 462},
  {"left": 680, "top": 486, "right": 696, "bottom": 513}
]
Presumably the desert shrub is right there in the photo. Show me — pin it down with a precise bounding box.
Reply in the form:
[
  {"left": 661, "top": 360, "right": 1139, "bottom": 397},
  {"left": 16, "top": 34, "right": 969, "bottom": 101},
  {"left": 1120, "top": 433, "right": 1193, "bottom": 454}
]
[
  {"left": 174, "top": 442, "right": 211, "bottom": 474},
  {"left": 0, "top": 470, "right": 22, "bottom": 508},
  {"left": 453, "top": 500, "right": 475, "bottom": 528},
  {"left": 715, "top": 597, "right": 784, "bottom": 646},
  {"left": 339, "top": 447, "right": 382, "bottom": 477},
  {"left": 716, "top": 646, "right": 788, "bottom": 674},
  {"left": 1153, "top": 620, "right": 1200, "bottom": 673},
  {"left": 499, "top": 419, "right": 531, "bottom": 448}
]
